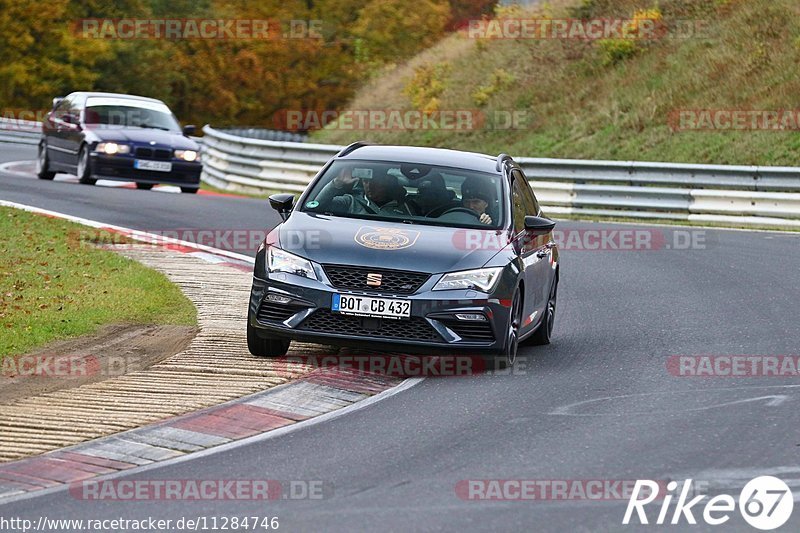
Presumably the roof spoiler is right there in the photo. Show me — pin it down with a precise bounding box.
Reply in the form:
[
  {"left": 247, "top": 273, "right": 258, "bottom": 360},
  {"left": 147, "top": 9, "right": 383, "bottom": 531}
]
[
  {"left": 496, "top": 153, "right": 513, "bottom": 172},
  {"left": 337, "top": 141, "right": 370, "bottom": 157}
]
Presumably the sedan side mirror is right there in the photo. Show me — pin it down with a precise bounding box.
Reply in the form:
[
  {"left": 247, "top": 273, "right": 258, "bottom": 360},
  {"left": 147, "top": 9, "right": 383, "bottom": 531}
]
[
  {"left": 52, "top": 97, "right": 64, "bottom": 109},
  {"left": 182, "top": 125, "right": 196, "bottom": 136},
  {"left": 269, "top": 193, "right": 295, "bottom": 221},
  {"left": 524, "top": 216, "right": 556, "bottom": 234}
]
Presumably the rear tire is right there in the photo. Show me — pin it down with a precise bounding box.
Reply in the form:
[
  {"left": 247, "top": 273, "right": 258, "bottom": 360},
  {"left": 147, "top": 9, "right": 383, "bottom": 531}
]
[
  {"left": 136, "top": 183, "right": 154, "bottom": 190},
  {"left": 529, "top": 277, "right": 557, "bottom": 346},
  {"left": 181, "top": 187, "right": 198, "bottom": 194},
  {"left": 247, "top": 322, "right": 290, "bottom": 357},
  {"left": 36, "top": 143, "right": 56, "bottom": 180},
  {"left": 76, "top": 145, "right": 96, "bottom": 185}
]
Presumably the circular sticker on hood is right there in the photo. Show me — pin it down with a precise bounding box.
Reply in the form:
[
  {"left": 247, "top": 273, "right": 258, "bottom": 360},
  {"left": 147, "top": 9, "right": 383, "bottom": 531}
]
[{"left": 355, "top": 226, "right": 420, "bottom": 250}]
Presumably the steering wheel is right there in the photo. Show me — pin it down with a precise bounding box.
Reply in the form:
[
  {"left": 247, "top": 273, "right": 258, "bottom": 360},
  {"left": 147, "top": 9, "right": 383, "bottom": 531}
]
[{"left": 440, "top": 206, "right": 481, "bottom": 219}]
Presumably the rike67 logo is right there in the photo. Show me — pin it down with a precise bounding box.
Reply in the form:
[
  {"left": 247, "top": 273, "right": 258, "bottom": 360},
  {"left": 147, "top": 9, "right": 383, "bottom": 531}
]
[{"left": 624, "top": 477, "right": 794, "bottom": 530}]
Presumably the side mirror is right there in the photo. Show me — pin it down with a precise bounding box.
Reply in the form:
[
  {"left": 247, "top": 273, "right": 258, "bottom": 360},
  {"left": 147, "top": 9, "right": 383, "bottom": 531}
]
[
  {"left": 52, "top": 97, "right": 64, "bottom": 109},
  {"left": 182, "top": 125, "right": 196, "bottom": 136},
  {"left": 269, "top": 193, "right": 295, "bottom": 221},
  {"left": 62, "top": 114, "right": 81, "bottom": 129},
  {"left": 524, "top": 215, "right": 556, "bottom": 234}
]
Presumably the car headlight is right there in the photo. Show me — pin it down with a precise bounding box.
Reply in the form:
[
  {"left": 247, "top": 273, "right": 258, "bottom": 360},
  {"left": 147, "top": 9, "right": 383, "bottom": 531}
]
[
  {"left": 433, "top": 267, "right": 503, "bottom": 292},
  {"left": 175, "top": 149, "right": 199, "bottom": 162},
  {"left": 95, "top": 142, "right": 130, "bottom": 155},
  {"left": 267, "top": 247, "right": 318, "bottom": 280}
]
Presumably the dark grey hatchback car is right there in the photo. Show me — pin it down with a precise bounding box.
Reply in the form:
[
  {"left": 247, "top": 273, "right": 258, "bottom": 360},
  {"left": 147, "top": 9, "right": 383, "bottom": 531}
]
[
  {"left": 248, "top": 143, "right": 560, "bottom": 367},
  {"left": 36, "top": 92, "right": 202, "bottom": 192}
]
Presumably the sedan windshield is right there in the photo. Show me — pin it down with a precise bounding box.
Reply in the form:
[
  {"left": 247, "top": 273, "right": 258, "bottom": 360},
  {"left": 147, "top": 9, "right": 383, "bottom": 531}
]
[
  {"left": 84, "top": 97, "right": 180, "bottom": 131},
  {"left": 301, "top": 160, "right": 505, "bottom": 229}
]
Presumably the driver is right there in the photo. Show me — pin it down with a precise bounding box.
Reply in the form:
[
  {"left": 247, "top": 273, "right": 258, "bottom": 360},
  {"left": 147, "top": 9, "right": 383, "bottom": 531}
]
[
  {"left": 315, "top": 166, "right": 413, "bottom": 216},
  {"left": 460, "top": 176, "right": 494, "bottom": 225}
]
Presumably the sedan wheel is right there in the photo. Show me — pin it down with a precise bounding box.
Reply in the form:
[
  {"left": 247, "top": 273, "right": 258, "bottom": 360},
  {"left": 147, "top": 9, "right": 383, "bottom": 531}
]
[
  {"left": 36, "top": 143, "right": 56, "bottom": 180},
  {"left": 136, "top": 183, "right": 154, "bottom": 190},
  {"left": 76, "top": 146, "right": 96, "bottom": 185}
]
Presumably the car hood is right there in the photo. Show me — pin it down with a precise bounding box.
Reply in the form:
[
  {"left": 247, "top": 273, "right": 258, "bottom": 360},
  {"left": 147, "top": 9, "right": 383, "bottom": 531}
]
[
  {"left": 88, "top": 127, "right": 198, "bottom": 149},
  {"left": 278, "top": 213, "right": 507, "bottom": 274}
]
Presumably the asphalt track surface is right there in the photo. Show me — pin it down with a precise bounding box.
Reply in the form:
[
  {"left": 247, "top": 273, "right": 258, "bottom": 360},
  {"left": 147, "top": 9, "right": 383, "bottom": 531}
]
[{"left": 2, "top": 140, "right": 800, "bottom": 531}]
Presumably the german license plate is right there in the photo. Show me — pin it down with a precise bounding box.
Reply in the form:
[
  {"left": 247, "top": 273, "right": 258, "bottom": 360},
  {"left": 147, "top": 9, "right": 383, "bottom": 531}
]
[
  {"left": 134, "top": 159, "right": 172, "bottom": 172},
  {"left": 332, "top": 294, "right": 411, "bottom": 320}
]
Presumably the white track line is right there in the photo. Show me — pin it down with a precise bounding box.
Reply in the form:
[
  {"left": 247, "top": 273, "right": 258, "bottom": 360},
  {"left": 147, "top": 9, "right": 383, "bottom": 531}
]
[{"left": 0, "top": 199, "right": 254, "bottom": 264}]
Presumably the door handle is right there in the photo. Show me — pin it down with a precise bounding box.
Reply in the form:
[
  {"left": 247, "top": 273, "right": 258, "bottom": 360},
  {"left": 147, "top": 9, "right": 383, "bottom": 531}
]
[{"left": 536, "top": 242, "right": 555, "bottom": 258}]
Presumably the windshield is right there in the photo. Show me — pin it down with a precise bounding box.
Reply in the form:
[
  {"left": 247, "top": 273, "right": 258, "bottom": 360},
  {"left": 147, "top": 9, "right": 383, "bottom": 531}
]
[
  {"left": 301, "top": 160, "right": 505, "bottom": 229},
  {"left": 84, "top": 98, "right": 180, "bottom": 131}
]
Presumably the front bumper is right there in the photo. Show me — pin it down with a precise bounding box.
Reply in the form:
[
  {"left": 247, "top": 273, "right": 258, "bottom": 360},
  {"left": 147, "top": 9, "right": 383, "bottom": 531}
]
[
  {"left": 248, "top": 269, "right": 515, "bottom": 355},
  {"left": 90, "top": 154, "right": 202, "bottom": 186}
]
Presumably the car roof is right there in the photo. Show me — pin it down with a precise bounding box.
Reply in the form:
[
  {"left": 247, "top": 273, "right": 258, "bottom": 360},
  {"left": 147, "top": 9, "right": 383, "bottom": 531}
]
[
  {"left": 336, "top": 145, "right": 501, "bottom": 175},
  {"left": 66, "top": 92, "right": 166, "bottom": 105}
]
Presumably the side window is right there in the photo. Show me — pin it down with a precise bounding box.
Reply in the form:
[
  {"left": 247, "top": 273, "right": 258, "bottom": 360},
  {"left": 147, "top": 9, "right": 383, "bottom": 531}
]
[
  {"left": 63, "top": 97, "right": 81, "bottom": 124},
  {"left": 511, "top": 178, "right": 527, "bottom": 234},
  {"left": 51, "top": 99, "right": 70, "bottom": 121},
  {"left": 513, "top": 169, "right": 541, "bottom": 215}
]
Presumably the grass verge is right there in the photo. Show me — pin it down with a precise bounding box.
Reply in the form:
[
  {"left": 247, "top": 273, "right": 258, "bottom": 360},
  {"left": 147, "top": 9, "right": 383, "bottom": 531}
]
[
  {"left": 0, "top": 207, "right": 197, "bottom": 359},
  {"left": 312, "top": 0, "right": 800, "bottom": 167}
]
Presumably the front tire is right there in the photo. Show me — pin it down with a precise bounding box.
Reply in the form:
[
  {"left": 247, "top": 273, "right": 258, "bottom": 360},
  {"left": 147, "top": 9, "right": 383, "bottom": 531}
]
[
  {"left": 247, "top": 322, "right": 290, "bottom": 357},
  {"left": 136, "top": 183, "right": 154, "bottom": 190},
  {"left": 493, "top": 288, "right": 522, "bottom": 370},
  {"left": 181, "top": 187, "right": 198, "bottom": 194},
  {"left": 36, "top": 143, "right": 56, "bottom": 180},
  {"left": 76, "top": 145, "right": 96, "bottom": 185},
  {"left": 529, "top": 277, "right": 557, "bottom": 346}
]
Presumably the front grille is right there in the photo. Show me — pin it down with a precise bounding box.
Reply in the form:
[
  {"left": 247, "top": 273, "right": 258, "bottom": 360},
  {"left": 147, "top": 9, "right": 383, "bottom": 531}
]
[
  {"left": 257, "top": 301, "right": 308, "bottom": 323},
  {"left": 439, "top": 318, "right": 495, "bottom": 342},
  {"left": 134, "top": 147, "right": 172, "bottom": 160},
  {"left": 300, "top": 310, "right": 440, "bottom": 341},
  {"left": 323, "top": 265, "right": 429, "bottom": 294}
]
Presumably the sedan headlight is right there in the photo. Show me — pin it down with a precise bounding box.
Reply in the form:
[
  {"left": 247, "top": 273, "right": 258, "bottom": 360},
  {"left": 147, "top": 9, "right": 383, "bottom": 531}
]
[
  {"left": 267, "top": 247, "right": 318, "bottom": 280},
  {"left": 95, "top": 142, "right": 130, "bottom": 155},
  {"left": 433, "top": 267, "right": 503, "bottom": 292},
  {"left": 175, "top": 149, "right": 199, "bottom": 162}
]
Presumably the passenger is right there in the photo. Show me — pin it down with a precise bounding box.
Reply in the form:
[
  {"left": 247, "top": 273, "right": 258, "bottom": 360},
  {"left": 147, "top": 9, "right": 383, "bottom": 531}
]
[
  {"left": 315, "top": 166, "right": 413, "bottom": 216},
  {"left": 460, "top": 176, "right": 495, "bottom": 225}
]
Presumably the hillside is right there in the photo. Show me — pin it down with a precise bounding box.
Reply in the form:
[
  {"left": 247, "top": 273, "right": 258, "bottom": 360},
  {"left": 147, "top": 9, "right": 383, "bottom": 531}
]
[{"left": 312, "top": 0, "right": 800, "bottom": 166}]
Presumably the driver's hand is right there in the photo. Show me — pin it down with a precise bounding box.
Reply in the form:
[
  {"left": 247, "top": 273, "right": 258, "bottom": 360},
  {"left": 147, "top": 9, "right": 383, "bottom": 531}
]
[
  {"left": 333, "top": 168, "right": 356, "bottom": 188},
  {"left": 479, "top": 213, "right": 492, "bottom": 225}
]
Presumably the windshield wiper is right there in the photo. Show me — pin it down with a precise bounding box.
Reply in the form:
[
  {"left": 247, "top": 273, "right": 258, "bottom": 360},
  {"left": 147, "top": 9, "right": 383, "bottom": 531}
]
[{"left": 134, "top": 124, "right": 171, "bottom": 131}]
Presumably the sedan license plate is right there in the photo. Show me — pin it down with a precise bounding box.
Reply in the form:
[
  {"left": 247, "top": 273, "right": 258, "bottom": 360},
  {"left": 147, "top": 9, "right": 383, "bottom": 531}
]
[
  {"left": 134, "top": 159, "right": 172, "bottom": 172},
  {"left": 332, "top": 294, "right": 410, "bottom": 320}
]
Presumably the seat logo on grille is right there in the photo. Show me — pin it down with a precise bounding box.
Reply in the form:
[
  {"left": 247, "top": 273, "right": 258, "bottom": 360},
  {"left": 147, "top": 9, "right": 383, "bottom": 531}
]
[{"left": 366, "top": 273, "right": 383, "bottom": 286}]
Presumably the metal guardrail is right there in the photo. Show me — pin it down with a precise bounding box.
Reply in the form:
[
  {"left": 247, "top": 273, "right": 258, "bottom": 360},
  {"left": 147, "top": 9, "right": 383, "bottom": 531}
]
[
  {"left": 0, "top": 118, "right": 41, "bottom": 145},
  {"left": 217, "top": 127, "right": 307, "bottom": 143},
  {"left": 200, "top": 125, "right": 800, "bottom": 228},
  {"left": 201, "top": 125, "right": 339, "bottom": 193},
  {"left": 1, "top": 121, "right": 798, "bottom": 228}
]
